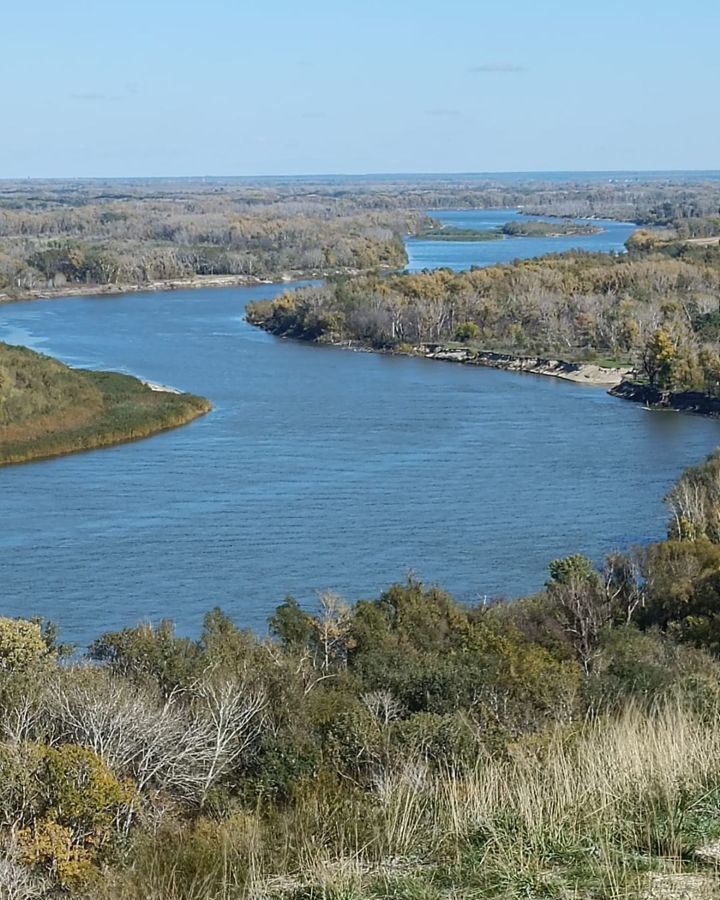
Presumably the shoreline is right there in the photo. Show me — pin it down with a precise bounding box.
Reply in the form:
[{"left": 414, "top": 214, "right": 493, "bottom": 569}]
[
  {"left": 0, "top": 399, "right": 211, "bottom": 468},
  {"left": 254, "top": 328, "right": 720, "bottom": 417},
  {"left": 273, "top": 332, "right": 720, "bottom": 417},
  {"left": 609, "top": 381, "right": 720, "bottom": 418},
  {"left": 0, "top": 266, "right": 376, "bottom": 306},
  {"left": 248, "top": 325, "right": 633, "bottom": 388},
  {"left": 418, "top": 345, "right": 630, "bottom": 386},
  {"left": 0, "top": 273, "right": 275, "bottom": 304}
]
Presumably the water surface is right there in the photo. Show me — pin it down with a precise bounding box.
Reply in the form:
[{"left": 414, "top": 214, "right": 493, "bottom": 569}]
[
  {"left": 2, "top": 278, "right": 720, "bottom": 646},
  {"left": 406, "top": 208, "right": 635, "bottom": 271}
]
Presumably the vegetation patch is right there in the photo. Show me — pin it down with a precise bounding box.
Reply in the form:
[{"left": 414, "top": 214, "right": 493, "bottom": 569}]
[
  {"left": 414, "top": 224, "right": 502, "bottom": 242},
  {"left": 247, "top": 236, "right": 720, "bottom": 408},
  {"left": 0, "top": 342, "right": 211, "bottom": 465},
  {"left": 499, "top": 218, "right": 603, "bottom": 236},
  {"left": 4, "top": 450, "right": 720, "bottom": 893}
]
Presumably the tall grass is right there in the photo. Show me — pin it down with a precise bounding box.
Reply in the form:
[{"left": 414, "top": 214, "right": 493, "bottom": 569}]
[
  {"left": 0, "top": 342, "right": 211, "bottom": 465},
  {"left": 99, "top": 702, "right": 720, "bottom": 899}
]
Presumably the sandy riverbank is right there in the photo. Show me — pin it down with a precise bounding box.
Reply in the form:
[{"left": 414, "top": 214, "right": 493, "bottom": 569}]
[
  {"left": 305, "top": 336, "right": 632, "bottom": 387},
  {"left": 420, "top": 346, "right": 631, "bottom": 386},
  {"left": 0, "top": 266, "right": 375, "bottom": 305},
  {"left": 0, "top": 274, "right": 279, "bottom": 304},
  {"left": 141, "top": 380, "right": 182, "bottom": 394}
]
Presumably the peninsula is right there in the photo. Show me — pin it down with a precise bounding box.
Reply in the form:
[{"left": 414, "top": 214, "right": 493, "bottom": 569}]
[
  {"left": 0, "top": 342, "right": 211, "bottom": 465},
  {"left": 246, "top": 231, "right": 720, "bottom": 414}
]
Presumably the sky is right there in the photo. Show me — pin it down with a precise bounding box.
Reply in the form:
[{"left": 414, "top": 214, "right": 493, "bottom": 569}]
[{"left": 2, "top": 0, "right": 718, "bottom": 177}]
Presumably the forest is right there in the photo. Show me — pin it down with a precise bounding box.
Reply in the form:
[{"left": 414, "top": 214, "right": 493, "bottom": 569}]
[
  {"left": 2, "top": 174, "right": 720, "bottom": 299},
  {"left": 3, "top": 452, "right": 720, "bottom": 897},
  {"left": 0, "top": 181, "right": 422, "bottom": 296}
]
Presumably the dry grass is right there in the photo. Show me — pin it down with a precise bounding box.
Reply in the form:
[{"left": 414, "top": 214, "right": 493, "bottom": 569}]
[
  {"left": 95, "top": 703, "right": 720, "bottom": 899},
  {"left": 0, "top": 342, "right": 211, "bottom": 465}
]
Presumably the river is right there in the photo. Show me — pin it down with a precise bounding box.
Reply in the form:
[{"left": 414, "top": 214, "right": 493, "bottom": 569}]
[
  {"left": 406, "top": 208, "right": 635, "bottom": 270},
  {"left": 2, "top": 213, "right": 719, "bottom": 647}
]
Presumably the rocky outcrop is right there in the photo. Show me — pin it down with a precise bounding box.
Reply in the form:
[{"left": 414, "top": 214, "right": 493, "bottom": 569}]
[
  {"left": 421, "top": 346, "right": 631, "bottom": 386},
  {"left": 609, "top": 381, "right": 720, "bottom": 417}
]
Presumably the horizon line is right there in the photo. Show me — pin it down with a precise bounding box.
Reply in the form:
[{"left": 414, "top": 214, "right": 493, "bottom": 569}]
[{"left": 2, "top": 168, "right": 720, "bottom": 183}]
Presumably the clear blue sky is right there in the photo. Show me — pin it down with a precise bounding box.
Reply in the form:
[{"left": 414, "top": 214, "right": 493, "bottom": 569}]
[{"left": 2, "top": 0, "right": 718, "bottom": 177}]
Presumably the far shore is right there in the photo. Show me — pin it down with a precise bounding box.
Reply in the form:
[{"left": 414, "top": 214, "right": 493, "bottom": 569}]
[{"left": 0, "top": 267, "right": 374, "bottom": 305}]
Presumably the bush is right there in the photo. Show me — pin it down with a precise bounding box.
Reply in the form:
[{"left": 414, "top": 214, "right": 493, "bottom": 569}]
[
  {"left": 0, "top": 618, "right": 48, "bottom": 672},
  {"left": 391, "top": 711, "right": 481, "bottom": 768},
  {"left": 454, "top": 321, "right": 480, "bottom": 342},
  {"left": 0, "top": 742, "right": 134, "bottom": 888}
]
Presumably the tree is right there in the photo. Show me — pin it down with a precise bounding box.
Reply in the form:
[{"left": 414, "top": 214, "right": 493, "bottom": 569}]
[
  {"left": 314, "top": 592, "right": 355, "bottom": 672},
  {"left": 603, "top": 552, "right": 645, "bottom": 625},
  {"left": 666, "top": 452, "right": 720, "bottom": 541},
  {"left": 454, "top": 321, "right": 480, "bottom": 342},
  {"left": 641, "top": 327, "right": 677, "bottom": 388},
  {"left": 640, "top": 538, "right": 720, "bottom": 652},
  {"left": 547, "top": 555, "right": 610, "bottom": 675},
  {"left": 0, "top": 851, "right": 44, "bottom": 900},
  {"left": 88, "top": 620, "right": 200, "bottom": 697},
  {"left": 269, "top": 597, "right": 314, "bottom": 652},
  {"left": 698, "top": 347, "right": 720, "bottom": 397},
  {"left": 43, "top": 668, "right": 267, "bottom": 808}
]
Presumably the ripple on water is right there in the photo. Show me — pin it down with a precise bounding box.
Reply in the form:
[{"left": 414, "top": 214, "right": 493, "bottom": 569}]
[{"left": 0, "top": 227, "right": 717, "bottom": 646}]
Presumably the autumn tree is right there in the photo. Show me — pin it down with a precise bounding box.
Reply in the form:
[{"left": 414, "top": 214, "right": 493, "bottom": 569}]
[{"left": 641, "top": 327, "right": 677, "bottom": 388}]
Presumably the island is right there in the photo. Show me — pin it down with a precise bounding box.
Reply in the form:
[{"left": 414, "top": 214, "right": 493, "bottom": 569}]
[
  {"left": 500, "top": 219, "right": 603, "bottom": 237},
  {"left": 413, "top": 217, "right": 603, "bottom": 243},
  {"left": 0, "top": 342, "right": 211, "bottom": 465},
  {"left": 413, "top": 223, "right": 502, "bottom": 241},
  {"left": 245, "top": 230, "right": 720, "bottom": 417}
]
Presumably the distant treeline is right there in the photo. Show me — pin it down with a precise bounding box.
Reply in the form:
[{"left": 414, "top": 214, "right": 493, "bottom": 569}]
[
  {"left": 3, "top": 175, "right": 720, "bottom": 297},
  {"left": 499, "top": 219, "right": 602, "bottom": 236},
  {"left": 0, "top": 183, "right": 424, "bottom": 294}
]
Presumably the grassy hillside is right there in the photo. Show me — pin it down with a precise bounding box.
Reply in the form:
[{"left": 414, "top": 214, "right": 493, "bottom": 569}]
[
  {"left": 6, "top": 454, "right": 720, "bottom": 893},
  {"left": 0, "top": 342, "right": 211, "bottom": 465}
]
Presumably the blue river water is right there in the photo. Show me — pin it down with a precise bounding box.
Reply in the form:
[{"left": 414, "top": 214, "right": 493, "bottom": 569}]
[
  {"left": 1, "top": 213, "right": 719, "bottom": 647},
  {"left": 406, "top": 208, "right": 635, "bottom": 270}
]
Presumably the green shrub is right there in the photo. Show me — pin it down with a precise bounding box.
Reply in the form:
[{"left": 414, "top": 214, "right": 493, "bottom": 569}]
[
  {"left": 454, "top": 321, "right": 480, "bottom": 342},
  {"left": 0, "top": 618, "right": 48, "bottom": 672}
]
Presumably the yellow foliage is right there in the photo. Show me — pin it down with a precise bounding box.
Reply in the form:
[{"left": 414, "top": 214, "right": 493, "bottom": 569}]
[
  {"left": 18, "top": 820, "right": 95, "bottom": 890},
  {"left": 0, "top": 742, "right": 135, "bottom": 889},
  {"left": 0, "top": 618, "right": 47, "bottom": 671},
  {"left": 43, "top": 743, "right": 136, "bottom": 835}
]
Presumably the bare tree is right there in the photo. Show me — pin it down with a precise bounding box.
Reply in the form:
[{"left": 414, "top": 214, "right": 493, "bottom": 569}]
[
  {"left": 314, "top": 592, "right": 355, "bottom": 673},
  {"left": 603, "top": 552, "right": 645, "bottom": 624},
  {"left": 553, "top": 578, "right": 610, "bottom": 675},
  {"left": 42, "top": 667, "right": 267, "bottom": 809},
  {"left": 0, "top": 851, "right": 45, "bottom": 900},
  {"left": 666, "top": 461, "right": 720, "bottom": 541},
  {"left": 172, "top": 676, "right": 268, "bottom": 807},
  {"left": 362, "top": 690, "right": 404, "bottom": 726}
]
